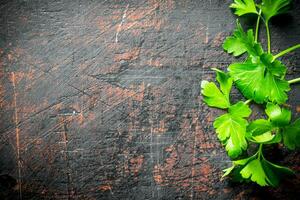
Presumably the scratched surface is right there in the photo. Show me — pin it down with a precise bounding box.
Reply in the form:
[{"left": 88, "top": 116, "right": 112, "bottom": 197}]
[{"left": 0, "top": 0, "right": 300, "bottom": 199}]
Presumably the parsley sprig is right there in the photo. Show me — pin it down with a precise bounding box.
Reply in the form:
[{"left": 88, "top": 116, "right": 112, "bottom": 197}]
[{"left": 201, "top": 0, "right": 300, "bottom": 186}]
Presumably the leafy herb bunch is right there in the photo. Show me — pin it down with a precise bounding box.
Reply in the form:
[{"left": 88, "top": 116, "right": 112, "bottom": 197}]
[{"left": 201, "top": 0, "right": 300, "bottom": 186}]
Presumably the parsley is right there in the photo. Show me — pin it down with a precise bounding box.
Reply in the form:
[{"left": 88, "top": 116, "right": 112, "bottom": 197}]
[
  {"left": 223, "top": 145, "right": 294, "bottom": 187},
  {"left": 201, "top": 0, "right": 300, "bottom": 187},
  {"left": 229, "top": 52, "right": 290, "bottom": 104},
  {"left": 259, "top": 0, "right": 291, "bottom": 23},
  {"left": 230, "top": 0, "right": 258, "bottom": 16},
  {"left": 223, "top": 21, "right": 263, "bottom": 57},
  {"left": 214, "top": 101, "right": 251, "bottom": 158}
]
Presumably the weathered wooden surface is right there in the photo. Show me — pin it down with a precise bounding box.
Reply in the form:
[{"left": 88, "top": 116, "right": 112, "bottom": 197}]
[{"left": 0, "top": 0, "right": 300, "bottom": 199}]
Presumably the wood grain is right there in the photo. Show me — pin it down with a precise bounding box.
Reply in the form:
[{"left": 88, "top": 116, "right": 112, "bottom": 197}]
[{"left": 0, "top": 0, "right": 300, "bottom": 199}]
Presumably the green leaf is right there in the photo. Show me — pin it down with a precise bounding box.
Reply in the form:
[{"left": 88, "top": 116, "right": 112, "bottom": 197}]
[
  {"left": 222, "top": 165, "right": 235, "bottom": 178},
  {"left": 246, "top": 103, "right": 291, "bottom": 144},
  {"left": 259, "top": 0, "right": 291, "bottom": 22},
  {"left": 223, "top": 156, "right": 254, "bottom": 181},
  {"left": 223, "top": 22, "right": 263, "bottom": 57},
  {"left": 229, "top": 55, "right": 290, "bottom": 104},
  {"left": 247, "top": 119, "right": 281, "bottom": 144},
  {"left": 229, "top": 101, "right": 252, "bottom": 117},
  {"left": 252, "top": 132, "right": 282, "bottom": 144},
  {"left": 263, "top": 159, "right": 295, "bottom": 177},
  {"left": 201, "top": 81, "right": 230, "bottom": 109},
  {"left": 264, "top": 73, "right": 290, "bottom": 104},
  {"left": 282, "top": 118, "right": 300, "bottom": 150},
  {"left": 213, "top": 68, "right": 233, "bottom": 100},
  {"left": 201, "top": 70, "right": 232, "bottom": 109},
  {"left": 261, "top": 159, "right": 294, "bottom": 187},
  {"left": 233, "top": 156, "right": 294, "bottom": 186},
  {"left": 240, "top": 159, "right": 269, "bottom": 186},
  {"left": 230, "top": 0, "right": 258, "bottom": 16},
  {"left": 214, "top": 102, "right": 251, "bottom": 158},
  {"left": 259, "top": 54, "right": 287, "bottom": 77},
  {"left": 247, "top": 119, "right": 273, "bottom": 136},
  {"left": 265, "top": 103, "right": 291, "bottom": 126},
  {"left": 224, "top": 24, "right": 290, "bottom": 104},
  {"left": 229, "top": 62, "right": 266, "bottom": 103},
  {"left": 233, "top": 155, "right": 254, "bottom": 165}
]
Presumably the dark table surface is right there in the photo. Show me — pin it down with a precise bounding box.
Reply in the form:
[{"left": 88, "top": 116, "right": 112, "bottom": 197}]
[{"left": 0, "top": 0, "right": 300, "bottom": 199}]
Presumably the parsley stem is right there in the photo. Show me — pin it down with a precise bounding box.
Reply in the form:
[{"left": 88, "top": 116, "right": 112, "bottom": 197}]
[
  {"left": 244, "top": 99, "right": 252, "bottom": 105},
  {"left": 265, "top": 21, "right": 271, "bottom": 53},
  {"left": 255, "top": 9, "right": 262, "bottom": 43},
  {"left": 273, "top": 44, "right": 300, "bottom": 60},
  {"left": 258, "top": 144, "right": 263, "bottom": 159},
  {"left": 288, "top": 77, "right": 300, "bottom": 84}
]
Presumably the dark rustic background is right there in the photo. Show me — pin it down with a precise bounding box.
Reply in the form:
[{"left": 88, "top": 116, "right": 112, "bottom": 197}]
[{"left": 0, "top": 0, "right": 300, "bottom": 199}]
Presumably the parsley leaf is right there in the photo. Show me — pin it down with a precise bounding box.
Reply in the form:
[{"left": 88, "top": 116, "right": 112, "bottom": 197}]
[
  {"left": 265, "top": 102, "right": 291, "bottom": 126},
  {"left": 261, "top": 159, "right": 295, "bottom": 186},
  {"left": 201, "top": 70, "right": 232, "bottom": 109},
  {"left": 252, "top": 132, "right": 282, "bottom": 144},
  {"left": 247, "top": 119, "right": 273, "bottom": 137},
  {"left": 259, "top": 0, "right": 291, "bottom": 22},
  {"left": 223, "top": 24, "right": 289, "bottom": 104},
  {"left": 214, "top": 68, "right": 233, "bottom": 100},
  {"left": 258, "top": 54, "right": 287, "bottom": 77},
  {"left": 247, "top": 119, "right": 281, "bottom": 144},
  {"left": 227, "top": 154, "right": 294, "bottom": 186},
  {"left": 247, "top": 119, "right": 282, "bottom": 144},
  {"left": 202, "top": 0, "right": 299, "bottom": 187},
  {"left": 240, "top": 158, "right": 269, "bottom": 186},
  {"left": 223, "top": 22, "right": 263, "bottom": 57},
  {"left": 229, "top": 54, "right": 290, "bottom": 104},
  {"left": 222, "top": 165, "right": 235, "bottom": 178},
  {"left": 282, "top": 118, "right": 300, "bottom": 150},
  {"left": 247, "top": 103, "right": 291, "bottom": 144},
  {"left": 214, "top": 102, "right": 251, "bottom": 158},
  {"left": 230, "top": 0, "right": 258, "bottom": 16}
]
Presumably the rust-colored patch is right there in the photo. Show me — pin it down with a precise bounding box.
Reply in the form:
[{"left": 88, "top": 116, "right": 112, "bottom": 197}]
[
  {"left": 234, "top": 191, "right": 246, "bottom": 200},
  {"left": 7, "top": 53, "right": 13, "bottom": 61},
  {"left": 147, "top": 58, "right": 162, "bottom": 67},
  {"left": 153, "top": 165, "right": 164, "bottom": 185},
  {"left": 152, "top": 120, "right": 167, "bottom": 134},
  {"left": 127, "top": 8, "right": 152, "bottom": 21},
  {"left": 132, "top": 82, "right": 145, "bottom": 102},
  {"left": 223, "top": 188, "right": 233, "bottom": 194},
  {"left": 119, "top": 3, "right": 166, "bottom": 32},
  {"left": 165, "top": 145, "right": 174, "bottom": 152},
  {"left": 76, "top": 112, "right": 85, "bottom": 126},
  {"left": 114, "top": 47, "right": 141, "bottom": 62},
  {"left": 149, "top": 0, "right": 175, "bottom": 11},
  {"left": 0, "top": 57, "right": 3, "bottom": 70},
  {"left": 206, "top": 112, "right": 213, "bottom": 123},
  {"left": 98, "top": 184, "right": 112, "bottom": 191},
  {"left": 0, "top": 83, "right": 5, "bottom": 108},
  {"left": 152, "top": 109, "right": 219, "bottom": 196},
  {"left": 200, "top": 164, "right": 212, "bottom": 175},
  {"left": 130, "top": 29, "right": 142, "bottom": 36},
  {"left": 296, "top": 105, "right": 300, "bottom": 113},
  {"left": 97, "top": 17, "right": 111, "bottom": 31},
  {"left": 153, "top": 174, "right": 163, "bottom": 184},
  {"left": 103, "top": 83, "right": 144, "bottom": 104},
  {"left": 211, "top": 32, "right": 226, "bottom": 47},
  {"left": 11, "top": 72, "right": 23, "bottom": 199},
  {"left": 165, "top": 150, "right": 178, "bottom": 169},
  {"left": 8, "top": 71, "right": 35, "bottom": 86},
  {"left": 129, "top": 155, "right": 144, "bottom": 175}
]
